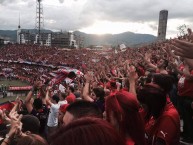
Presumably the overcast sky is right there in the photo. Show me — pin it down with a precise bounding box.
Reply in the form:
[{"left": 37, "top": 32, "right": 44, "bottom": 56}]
[{"left": 0, "top": 0, "right": 193, "bottom": 38}]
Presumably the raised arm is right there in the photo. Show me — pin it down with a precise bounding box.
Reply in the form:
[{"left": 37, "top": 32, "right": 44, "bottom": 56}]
[
  {"left": 25, "top": 80, "right": 42, "bottom": 113},
  {"left": 128, "top": 65, "right": 138, "bottom": 96},
  {"left": 138, "top": 52, "right": 157, "bottom": 70},
  {"left": 82, "top": 73, "right": 94, "bottom": 102},
  {"left": 25, "top": 87, "right": 35, "bottom": 113},
  {"left": 45, "top": 86, "right": 52, "bottom": 106}
]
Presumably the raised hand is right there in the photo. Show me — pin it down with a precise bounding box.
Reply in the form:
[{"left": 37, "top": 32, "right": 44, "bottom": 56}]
[
  {"left": 171, "top": 39, "right": 193, "bottom": 59},
  {"left": 127, "top": 65, "right": 138, "bottom": 82},
  {"left": 84, "top": 72, "right": 93, "bottom": 83},
  {"left": 0, "top": 109, "right": 11, "bottom": 124},
  {"left": 8, "top": 111, "right": 23, "bottom": 138}
]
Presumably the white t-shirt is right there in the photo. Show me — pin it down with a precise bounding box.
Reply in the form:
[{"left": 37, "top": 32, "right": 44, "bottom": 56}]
[
  {"left": 58, "top": 100, "right": 68, "bottom": 106},
  {"left": 47, "top": 103, "right": 60, "bottom": 127}
]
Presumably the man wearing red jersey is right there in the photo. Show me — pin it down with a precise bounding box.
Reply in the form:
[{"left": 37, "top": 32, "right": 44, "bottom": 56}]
[{"left": 178, "top": 63, "right": 193, "bottom": 143}]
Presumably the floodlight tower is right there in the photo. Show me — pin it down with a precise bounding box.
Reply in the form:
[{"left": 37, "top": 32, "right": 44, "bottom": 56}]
[{"left": 36, "top": 0, "right": 44, "bottom": 44}]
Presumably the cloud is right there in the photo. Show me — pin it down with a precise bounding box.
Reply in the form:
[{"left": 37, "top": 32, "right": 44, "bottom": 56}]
[
  {"left": 0, "top": 0, "right": 193, "bottom": 37},
  {"left": 149, "top": 24, "right": 157, "bottom": 31},
  {"left": 58, "top": 0, "right": 64, "bottom": 3},
  {"left": 81, "top": 0, "right": 193, "bottom": 22}
]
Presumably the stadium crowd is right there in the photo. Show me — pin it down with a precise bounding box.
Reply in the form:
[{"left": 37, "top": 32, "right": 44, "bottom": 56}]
[{"left": 0, "top": 28, "right": 193, "bottom": 145}]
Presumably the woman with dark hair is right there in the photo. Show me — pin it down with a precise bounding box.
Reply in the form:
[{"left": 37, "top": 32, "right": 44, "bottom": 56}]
[
  {"left": 137, "top": 84, "right": 180, "bottom": 145},
  {"left": 50, "top": 117, "right": 125, "bottom": 145},
  {"left": 105, "top": 91, "right": 145, "bottom": 145}
]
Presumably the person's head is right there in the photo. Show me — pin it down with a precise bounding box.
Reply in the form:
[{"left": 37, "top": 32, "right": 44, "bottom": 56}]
[
  {"left": 51, "top": 117, "right": 125, "bottom": 145},
  {"left": 59, "top": 92, "right": 67, "bottom": 100},
  {"left": 63, "top": 100, "right": 102, "bottom": 126},
  {"left": 110, "top": 81, "right": 117, "bottom": 90},
  {"left": 21, "top": 115, "right": 40, "bottom": 134},
  {"left": 33, "top": 98, "right": 43, "bottom": 110},
  {"left": 157, "top": 58, "right": 168, "bottom": 69},
  {"left": 66, "top": 86, "right": 74, "bottom": 94},
  {"left": 92, "top": 87, "right": 105, "bottom": 100},
  {"left": 17, "top": 134, "right": 48, "bottom": 145},
  {"left": 67, "top": 71, "right": 76, "bottom": 79},
  {"left": 69, "top": 86, "right": 74, "bottom": 93},
  {"left": 137, "top": 84, "right": 167, "bottom": 120},
  {"left": 51, "top": 95, "right": 60, "bottom": 104},
  {"left": 152, "top": 73, "right": 173, "bottom": 93},
  {"left": 105, "top": 91, "right": 145, "bottom": 145}
]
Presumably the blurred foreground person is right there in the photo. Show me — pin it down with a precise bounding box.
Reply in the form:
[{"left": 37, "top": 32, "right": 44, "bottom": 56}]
[
  {"left": 63, "top": 100, "right": 102, "bottom": 126},
  {"left": 105, "top": 91, "right": 145, "bottom": 145},
  {"left": 50, "top": 117, "right": 125, "bottom": 145},
  {"left": 138, "top": 84, "right": 180, "bottom": 145}
]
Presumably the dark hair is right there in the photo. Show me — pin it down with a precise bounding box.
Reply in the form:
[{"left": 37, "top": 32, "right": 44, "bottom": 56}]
[
  {"left": 152, "top": 74, "right": 173, "bottom": 93},
  {"left": 162, "top": 59, "right": 168, "bottom": 69},
  {"left": 93, "top": 87, "right": 105, "bottom": 100},
  {"left": 137, "top": 84, "right": 167, "bottom": 120},
  {"left": 33, "top": 98, "right": 43, "bottom": 110},
  {"left": 52, "top": 95, "right": 60, "bottom": 103},
  {"left": 17, "top": 134, "right": 48, "bottom": 145},
  {"left": 66, "top": 100, "right": 103, "bottom": 119},
  {"left": 68, "top": 71, "right": 76, "bottom": 79},
  {"left": 110, "top": 81, "right": 117, "bottom": 89},
  {"left": 50, "top": 117, "right": 125, "bottom": 145},
  {"left": 69, "top": 86, "right": 74, "bottom": 93},
  {"left": 21, "top": 115, "right": 40, "bottom": 134},
  {"left": 105, "top": 91, "right": 145, "bottom": 145}
]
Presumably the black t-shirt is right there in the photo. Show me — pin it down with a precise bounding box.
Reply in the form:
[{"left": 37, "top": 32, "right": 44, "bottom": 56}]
[{"left": 31, "top": 104, "right": 49, "bottom": 134}]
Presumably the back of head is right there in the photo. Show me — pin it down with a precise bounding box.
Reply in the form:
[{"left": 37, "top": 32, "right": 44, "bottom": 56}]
[
  {"left": 68, "top": 71, "right": 76, "bottom": 79},
  {"left": 93, "top": 87, "right": 105, "bottom": 100},
  {"left": 66, "top": 100, "right": 103, "bottom": 119},
  {"left": 110, "top": 81, "right": 117, "bottom": 89},
  {"left": 152, "top": 73, "right": 173, "bottom": 93},
  {"left": 137, "top": 84, "right": 167, "bottom": 120},
  {"left": 69, "top": 86, "right": 75, "bottom": 93},
  {"left": 52, "top": 95, "right": 60, "bottom": 103},
  {"left": 17, "top": 134, "right": 48, "bottom": 145},
  {"left": 21, "top": 115, "right": 40, "bottom": 134},
  {"left": 33, "top": 98, "right": 43, "bottom": 110},
  {"left": 105, "top": 91, "right": 145, "bottom": 145},
  {"left": 50, "top": 117, "right": 125, "bottom": 145}
]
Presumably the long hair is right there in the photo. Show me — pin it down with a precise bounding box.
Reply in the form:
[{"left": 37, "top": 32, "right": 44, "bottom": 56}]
[
  {"left": 137, "top": 84, "right": 167, "bottom": 120},
  {"left": 105, "top": 91, "right": 145, "bottom": 145},
  {"left": 50, "top": 117, "right": 125, "bottom": 145}
]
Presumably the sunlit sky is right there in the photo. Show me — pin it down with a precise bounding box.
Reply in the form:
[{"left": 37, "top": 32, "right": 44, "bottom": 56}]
[{"left": 0, "top": 0, "right": 193, "bottom": 38}]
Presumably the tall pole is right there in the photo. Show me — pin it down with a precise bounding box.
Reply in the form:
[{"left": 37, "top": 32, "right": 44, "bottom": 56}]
[
  {"left": 39, "top": 0, "right": 40, "bottom": 44},
  {"left": 36, "top": 0, "right": 43, "bottom": 44}
]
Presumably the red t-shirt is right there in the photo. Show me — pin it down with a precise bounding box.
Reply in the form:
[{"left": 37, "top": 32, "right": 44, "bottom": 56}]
[
  {"left": 178, "top": 70, "right": 193, "bottom": 98},
  {"left": 145, "top": 102, "right": 180, "bottom": 145},
  {"left": 66, "top": 93, "right": 76, "bottom": 104},
  {"left": 126, "top": 138, "right": 135, "bottom": 145}
]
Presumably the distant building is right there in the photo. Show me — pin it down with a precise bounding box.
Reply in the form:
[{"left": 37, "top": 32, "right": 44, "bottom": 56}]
[
  {"left": 17, "top": 26, "right": 78, "bottom": 48},
  {"left": 51, "top": 32, "right": 71, "bottom": 48},
  {"left": 0, "top": 38, "right": 4, "bottom": 46},
  {"left": 157, "top": 10, "right": 168, "bottom": 41}
]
